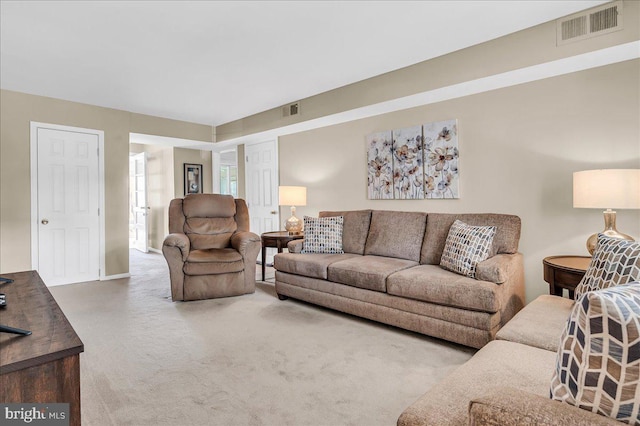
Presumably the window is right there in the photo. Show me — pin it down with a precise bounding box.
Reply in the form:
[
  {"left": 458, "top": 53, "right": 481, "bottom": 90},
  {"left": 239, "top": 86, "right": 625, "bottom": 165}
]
[{"left": 220, "top": 165, "right": 238, "bottom": 197}]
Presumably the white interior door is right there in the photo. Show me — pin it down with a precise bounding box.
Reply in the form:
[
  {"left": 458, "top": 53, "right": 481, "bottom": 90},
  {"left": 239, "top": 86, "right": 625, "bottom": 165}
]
[
  {"left": 129, "top": 152, "right": 149, "bottom": 252},
  {"left": 245, "top": 140, "right": 279, "bottom": 264},
  {"left": 36, "top": 127, "right": 100, "bottom": 286}
]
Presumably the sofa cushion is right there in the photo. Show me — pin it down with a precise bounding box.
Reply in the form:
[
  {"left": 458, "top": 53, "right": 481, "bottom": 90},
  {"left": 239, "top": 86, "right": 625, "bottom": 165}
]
[
  {"left": 273, "top": 252, "right": 360, "bottom": 280},
  {"left": 421, "top": 213, "right": 521, "bottom": 265},
  {"left": 387, "top": 265, "right": 501, "bottom": 313},
  {"left": 397, "top": 340, "right": 557, "bottom": 426},
  {"left": 328, "top": 255, "right": 418, "bottom": 292},
  {"left": 496, "top": 295, "right": 573, "bottom": 352},
  {"left": 364, "top": 210, "right": 427, "bottom": 262},
  {"left": 320, "top": 210, "right": 372, "bottom": 255},
  {"left": 183, "top": 248, "right": 244, "bottom": 275},
  {"left": 550, "top": 282, "right": 640, "bottom": 425},
  {"left": 574, "top": 234, "right": 640, "bottom": 300},
  {"left": 301, "top": 216, "right": 344, "bottom": 254},
  {"left": 439, "top": 220, "right": 496, "bottom": 278}
]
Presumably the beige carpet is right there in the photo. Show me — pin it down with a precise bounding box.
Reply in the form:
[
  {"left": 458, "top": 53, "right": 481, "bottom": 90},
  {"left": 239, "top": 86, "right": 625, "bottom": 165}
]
[{"left": 50, "top": 250, "right": 475, "bottom": 426}]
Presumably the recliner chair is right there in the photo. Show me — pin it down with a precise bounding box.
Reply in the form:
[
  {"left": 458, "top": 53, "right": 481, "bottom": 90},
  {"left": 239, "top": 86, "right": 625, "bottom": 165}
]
[{"left": 162, "top": 194, "right": 261, "bottom": 301}]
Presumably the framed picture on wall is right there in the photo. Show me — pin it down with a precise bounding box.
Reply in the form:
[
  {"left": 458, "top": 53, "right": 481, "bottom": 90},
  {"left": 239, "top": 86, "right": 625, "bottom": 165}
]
[{"left": 184, "top": 163, "right": 203, "bottom": 195}]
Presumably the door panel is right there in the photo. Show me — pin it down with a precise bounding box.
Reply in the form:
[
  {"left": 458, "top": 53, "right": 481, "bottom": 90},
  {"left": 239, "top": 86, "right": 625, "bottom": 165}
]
[
  {"left": 245, "top": 141, "right": 279, "bottom": 264},
  {"left": 129, "top": 153, "right": 148, "bottom": 252},
  {"left": 37, "top": 128, "right": 100, "bottom": 286}
]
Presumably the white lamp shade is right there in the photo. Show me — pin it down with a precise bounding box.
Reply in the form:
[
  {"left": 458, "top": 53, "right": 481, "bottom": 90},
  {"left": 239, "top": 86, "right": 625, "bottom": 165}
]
[
  {"left": 279, "top": 186, "right": 307, "bottom": 206},
  {"left": 573, "top": 169, "right": 640, "bottom": 209}
]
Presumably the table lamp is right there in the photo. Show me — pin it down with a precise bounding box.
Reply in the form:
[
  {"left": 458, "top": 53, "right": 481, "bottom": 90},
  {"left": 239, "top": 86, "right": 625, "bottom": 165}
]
[
  {"left": 279, "top": 186, "right": 307, "bottom": 235},
  {"left": 573, "top": 169, "right": 640, "bottom": 254}
]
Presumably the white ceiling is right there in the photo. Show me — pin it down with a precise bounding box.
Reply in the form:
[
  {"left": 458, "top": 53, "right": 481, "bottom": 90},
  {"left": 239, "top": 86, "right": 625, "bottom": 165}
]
[{"left": 0, "top": 1, "right": 609, "bottom": 127}]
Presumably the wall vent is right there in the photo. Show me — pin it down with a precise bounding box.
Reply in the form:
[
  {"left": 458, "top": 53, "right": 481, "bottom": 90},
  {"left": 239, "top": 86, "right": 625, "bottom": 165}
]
[
  {"left": 557, "top": 1, "right": 622, "bottom": 45},
  {"left": 282, "top": 102, "right": 300, "bottom": 117}
]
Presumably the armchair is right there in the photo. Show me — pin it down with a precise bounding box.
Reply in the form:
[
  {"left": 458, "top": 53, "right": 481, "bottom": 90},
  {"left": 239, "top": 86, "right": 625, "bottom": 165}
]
[{"left": 162, "top": 194, "right": 261, "bottom": 301}]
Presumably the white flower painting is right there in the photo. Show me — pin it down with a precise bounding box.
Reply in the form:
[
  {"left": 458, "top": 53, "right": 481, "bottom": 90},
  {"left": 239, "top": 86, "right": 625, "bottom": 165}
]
[
  {"left": 392, "top": 126, "right": 424, "bottom": 199},
  {"left": 424, "top": 119, "right": 459, "bottom": 199},
  {"left": 366, "top": 131, "right": 394, "bottom": 199},
  {"left": 366, "top": 119, "right": 458, "bottom": 200}
]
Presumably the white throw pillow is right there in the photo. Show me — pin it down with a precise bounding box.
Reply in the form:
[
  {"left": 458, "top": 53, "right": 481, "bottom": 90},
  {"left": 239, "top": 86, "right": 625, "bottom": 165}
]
[{"left": 301, "top": 216, "right": 344, "bottom": 254}]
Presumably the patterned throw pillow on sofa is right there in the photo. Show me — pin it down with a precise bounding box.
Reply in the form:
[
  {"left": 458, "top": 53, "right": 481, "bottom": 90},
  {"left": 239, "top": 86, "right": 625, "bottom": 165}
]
[
  {"left": 301, "top": 216, "right": 344, "bottom": 254},
  {"left": 574, "top": 235, "right": 640, "bottom": 300},
  {"left": 550, "top": 282, "right": 640, "bottom": 425},
  {"left": 440, "top": 220, "right": 496, "bottom": 278}
]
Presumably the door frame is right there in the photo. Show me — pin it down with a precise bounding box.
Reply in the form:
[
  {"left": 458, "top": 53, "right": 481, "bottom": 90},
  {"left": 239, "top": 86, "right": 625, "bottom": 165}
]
[{"left": 30, "top": 121, "right": 106, "bottom": 281}]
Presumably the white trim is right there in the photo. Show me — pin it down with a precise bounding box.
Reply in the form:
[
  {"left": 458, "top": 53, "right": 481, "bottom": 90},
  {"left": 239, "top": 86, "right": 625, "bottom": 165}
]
[
  {"left": 30, "top": 121, "right": 106, "bottom": 282},
  {"left": 213, "top": 41, "right": 640, "bottom": 148},
  {"left": 102, "top": 272, "right": 131, "bottom": 281},
  {"left": 148, "top": 247, "right": 162, "bottom": 254}
]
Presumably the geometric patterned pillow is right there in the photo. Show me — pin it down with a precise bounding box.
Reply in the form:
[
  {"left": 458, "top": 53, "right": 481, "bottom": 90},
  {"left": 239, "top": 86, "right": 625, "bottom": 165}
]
[
  {"left": 574, "top": 235, "right": 640, "bottom": 300},
  {"left": 439, "top": 220, "right": 496, "bottom": 278},
  {"left": 301, "top": 216, "right": 344, "bottom": 254},
  {"left": 550, "top": 282, "right": 640, "bottom": 425}
]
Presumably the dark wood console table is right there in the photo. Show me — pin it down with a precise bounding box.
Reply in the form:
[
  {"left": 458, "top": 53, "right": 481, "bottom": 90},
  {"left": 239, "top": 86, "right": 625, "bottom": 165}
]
[{"left": 0, "top": 270, "right": 84, "bottom": 426}]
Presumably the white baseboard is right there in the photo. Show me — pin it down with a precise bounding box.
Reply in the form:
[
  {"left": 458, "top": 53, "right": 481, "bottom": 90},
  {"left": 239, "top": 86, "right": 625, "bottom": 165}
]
[
  {"left": 148, "top": 247, "right": 162, "bottom": 254},
  {"left": 102, "top": 273, "right": 131, "bottom": 281}
]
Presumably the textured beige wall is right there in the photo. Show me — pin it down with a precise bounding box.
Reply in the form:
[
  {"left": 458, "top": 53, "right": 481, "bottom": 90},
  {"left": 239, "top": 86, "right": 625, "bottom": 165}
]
[
  {"left": 279, "top": 59, "right": 640, "bottom": 303},
  {"left": 217, "top": 0, "right": 639, "bottom": 141},
  {"left": 0, "top": 90, "right": 213, "bottom": 276}
]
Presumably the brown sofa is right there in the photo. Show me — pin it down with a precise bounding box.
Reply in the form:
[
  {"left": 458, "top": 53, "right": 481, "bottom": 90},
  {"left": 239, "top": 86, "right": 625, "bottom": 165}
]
[
  {"left": 397, "top": 294, "right": 620, "bottom": 425},
  {"left": 163, "top": 194, "right": 261, "bottom": 301},
  {"left": 274, "top": 210, "right": 525, "bottom": 349}
]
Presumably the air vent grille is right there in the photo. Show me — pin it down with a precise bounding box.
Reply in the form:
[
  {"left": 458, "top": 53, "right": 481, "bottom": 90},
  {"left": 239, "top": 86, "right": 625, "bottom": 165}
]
[
  {"left": 557, "top": 1, "right": 622, "bottom": 45},
  {"left": 282, "top": 102, "right": 300, "bottom": 118}
]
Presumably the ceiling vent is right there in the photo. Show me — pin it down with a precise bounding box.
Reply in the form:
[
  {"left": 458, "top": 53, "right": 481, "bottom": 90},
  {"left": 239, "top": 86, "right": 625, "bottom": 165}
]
[
  {"left": 282, "top": 102, "right": 300, "bottom": 118},
  {"left": 557, "top": 1, "right": 622, "bottom": 45}
]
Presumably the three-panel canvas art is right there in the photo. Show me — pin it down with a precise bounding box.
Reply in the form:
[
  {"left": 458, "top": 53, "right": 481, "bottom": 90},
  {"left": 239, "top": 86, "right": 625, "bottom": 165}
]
[{"left": 367, "top": 119, "right": 459, "bottom": 200}]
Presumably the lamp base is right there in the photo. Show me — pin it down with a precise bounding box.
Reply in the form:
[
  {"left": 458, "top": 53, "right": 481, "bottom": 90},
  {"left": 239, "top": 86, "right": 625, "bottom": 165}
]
[
  {"left": 284, "top": 206, "right": 303, "bottom": 235},
  {"left": 586, "top": 209, "right": 634, "bottom": 255}
]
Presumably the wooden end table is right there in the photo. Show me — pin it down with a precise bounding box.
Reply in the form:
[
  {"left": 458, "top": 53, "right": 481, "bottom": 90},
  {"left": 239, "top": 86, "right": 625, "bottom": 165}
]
[
  {"left": 543, "top": 255, "right": 591, "bottom": 299},
  {"left": 260, "top": 231, "right": 304, "bottom": 281}
]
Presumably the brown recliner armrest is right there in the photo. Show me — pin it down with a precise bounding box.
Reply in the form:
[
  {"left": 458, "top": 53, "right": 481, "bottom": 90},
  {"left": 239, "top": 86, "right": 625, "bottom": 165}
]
[
  {"left": 163, "top": 233, "right": 190, "bottom": 261},
  {"left": 230, "top": 231, "right": 261, "bottom": 258}
]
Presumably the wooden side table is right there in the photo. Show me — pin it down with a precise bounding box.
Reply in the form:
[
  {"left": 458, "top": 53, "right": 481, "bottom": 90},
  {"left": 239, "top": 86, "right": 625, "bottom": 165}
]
[
  {"left": 260, "top": 231, "right": 304, "bottom": 281},
  {"left": 543, "top": 255, "right": 592, "bottom": 299}
]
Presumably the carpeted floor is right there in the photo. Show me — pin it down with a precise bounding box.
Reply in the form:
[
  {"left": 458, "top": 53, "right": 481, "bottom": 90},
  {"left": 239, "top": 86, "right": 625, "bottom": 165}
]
[{"left": 49, "top": 250, "right": 475, "bottom": 426}]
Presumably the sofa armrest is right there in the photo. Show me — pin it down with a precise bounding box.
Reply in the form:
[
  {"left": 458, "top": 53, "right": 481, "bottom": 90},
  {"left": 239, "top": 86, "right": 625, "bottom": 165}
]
[
  {"left": 287, "top": 239, "right": 304, "bottom": 253},
  {"left": 231, "top": 231, "right": 261, "bottom": 259},
  {"left": 469, "top": 387, "right": 620, "bottom": 426},
  {"left": 163, "top": 233, "right": 190, "bottom": 261},
  {"left": 475, "top": 254, "right": 516, "bottom": 284}
]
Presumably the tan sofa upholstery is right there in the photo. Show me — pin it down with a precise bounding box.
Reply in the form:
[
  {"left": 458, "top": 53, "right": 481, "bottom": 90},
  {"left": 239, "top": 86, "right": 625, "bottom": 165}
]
[
  {"left": 274, "top": 210, "right": 525, "bottom": 349},
  {"left": 162, "top": 194, "right": 261, "bottom": 301},
  {"left": 398, "top": 294, "right": 620, "bottom": 425}
]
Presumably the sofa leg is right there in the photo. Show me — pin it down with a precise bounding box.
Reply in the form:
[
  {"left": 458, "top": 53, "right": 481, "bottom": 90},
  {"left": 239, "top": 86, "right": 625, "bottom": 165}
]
[{"left": 277, "top": 293, "right": 288, "bottom": 301}]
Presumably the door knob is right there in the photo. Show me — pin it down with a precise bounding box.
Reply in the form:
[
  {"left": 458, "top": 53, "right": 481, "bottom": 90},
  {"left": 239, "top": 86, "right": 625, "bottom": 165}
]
[
  {"left": 41, "top": 219, "right": 49, "bottom": 225},
  {"left": 270, "top": 211, "right": 277, "bottom": 215}
]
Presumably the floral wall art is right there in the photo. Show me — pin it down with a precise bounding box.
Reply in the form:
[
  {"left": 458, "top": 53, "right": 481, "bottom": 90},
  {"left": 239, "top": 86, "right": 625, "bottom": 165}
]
[
  {"left": 392, "top": 126, "right": 424, "bottom": 199},
  {"left": 366, "top": 131, "right": 394, "bottom": 199},
  {"left": 366, "top": 119, "right": 459, "bottom": 200},
  {"left": 424, "top": 119, "right": 459, "bottom": 199}
]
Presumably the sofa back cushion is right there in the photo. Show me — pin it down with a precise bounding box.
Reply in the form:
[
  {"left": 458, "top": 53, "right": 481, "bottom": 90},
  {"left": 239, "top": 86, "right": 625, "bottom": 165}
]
[
  {"left": 182, "top": 194, "right": 238, "bottom": 250},
  {"left": 364, "top": 210, "right": 427, "bottom": 262},
  {"left": 319, "top": 210, "right": 372, "bottom": 255},
  {"left": 421, "top": 213, "right": 521, "bottom": 265}
]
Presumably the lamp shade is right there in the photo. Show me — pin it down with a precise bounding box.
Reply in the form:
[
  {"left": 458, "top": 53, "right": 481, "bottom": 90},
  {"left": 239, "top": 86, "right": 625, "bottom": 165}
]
[
  {"left": 279, "top": 186, "right": 307, "bottom": 206},
  {"left": 573, "top": 169, "right": 640, "bottom": 209}
]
